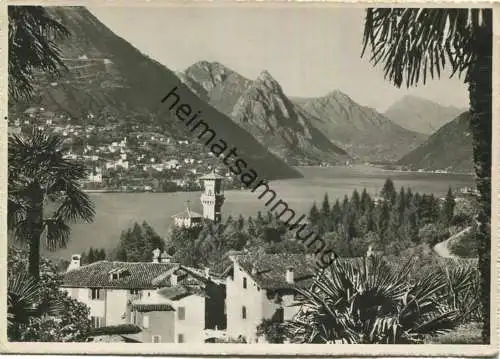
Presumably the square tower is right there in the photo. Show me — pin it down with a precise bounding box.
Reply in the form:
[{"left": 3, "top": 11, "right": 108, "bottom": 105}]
[{"left": 199, "top": 170, "right": 225, "bottom": 223}]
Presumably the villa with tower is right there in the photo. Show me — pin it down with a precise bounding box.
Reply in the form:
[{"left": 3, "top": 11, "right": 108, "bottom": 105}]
[{"left": 172, "top": 170, "right": 225, "bottom": 228}]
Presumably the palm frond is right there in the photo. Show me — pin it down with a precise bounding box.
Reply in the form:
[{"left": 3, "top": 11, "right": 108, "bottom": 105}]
[
  {"left": 361, "top": 8, "right": 491, "bottom": 88},
  {"left": 7, "top": 272, "right": 40, "bottom": 325},
  {"left": 55, "top": 181, "right": 95, "bottom": 223},
  {"left": 43, "top": 217, "right": 71, "bottom": 251},
  {"left": 8, "top": 6, "right": 70, "bottom": 102}
]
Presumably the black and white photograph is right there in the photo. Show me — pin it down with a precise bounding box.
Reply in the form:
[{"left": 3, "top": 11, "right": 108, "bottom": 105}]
[{"left": 2, "top": 3, "right": 497, "bottom": 355}]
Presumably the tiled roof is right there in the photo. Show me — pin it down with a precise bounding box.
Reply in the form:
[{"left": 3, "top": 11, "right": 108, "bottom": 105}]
[
  {"left": 199, "top": 170, "right": 225, "bottom": 180},
  {"left": 233, "top": 253, "right": 317, "bottom": 290},
  {"left": 131, "top": 303, "right": 174, "bottom": 312},
  {"left": 62, "top": 261, "right": 178, "bottom": 289},
  {"left": 171, "top": 208, "right": 203, "bottom": 218},
  {"left": 157, "top": 285, "right": 204, "bottom": 300}
]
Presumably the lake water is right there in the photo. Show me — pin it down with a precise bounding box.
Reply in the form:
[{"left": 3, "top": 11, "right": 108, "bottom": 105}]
[{"left": 43, "top": 165, "right": 473, "bottom": 260}]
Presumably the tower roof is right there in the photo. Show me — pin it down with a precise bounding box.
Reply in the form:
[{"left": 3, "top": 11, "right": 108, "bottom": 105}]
[
  {"left": 199, "top": 169, "right": 225, "bottom": 181},
  {"left": 171, "top": 208, "right": 203, "bottom": 219},
  {"left": 172, "top": 201, "right": 203, "bottom": 219}
]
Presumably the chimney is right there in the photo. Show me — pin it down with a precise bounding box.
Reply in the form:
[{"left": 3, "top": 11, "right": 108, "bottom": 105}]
[
  {"left": 286, "top": 267, "right": 294, "bottom": 284},
  {"left": 160, "top": 250, "right": 171, "bottom": 263},
  {"left": 366, "top": 245, "right": 374, "bottom": 258},
  {"left": 251, "top": 264, "right": 257, "bottom": 276},
  {"left": 171, "top": 272, "right": 178, "bottom": 286},
  {"left": 66, "top": 254, "right": 81, "bottom": 272},
  {"left": 152, "top": 248, "right": 161, "bottom": 263},
  {"left": 204, "top": 267, "right": 210, "bottom": 279}
]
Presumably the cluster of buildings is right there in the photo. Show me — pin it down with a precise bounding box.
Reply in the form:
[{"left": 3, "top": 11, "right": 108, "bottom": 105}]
[
  {"left": 62, "top": 250, "right": 316, "bottom": 344},
  {"left": 10, "top": 108, "right": 236, "bottom": 191},
  {"left": 62, "top": 172, "right": 318, "bottom": 343}
]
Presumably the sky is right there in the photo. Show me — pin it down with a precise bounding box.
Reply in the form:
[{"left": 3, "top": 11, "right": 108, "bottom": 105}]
[{"left": 88, "top": 5, "right": 469, "bottom": 112}]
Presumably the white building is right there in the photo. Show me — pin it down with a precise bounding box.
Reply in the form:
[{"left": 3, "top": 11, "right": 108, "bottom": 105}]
[
  {"left": 172, "top": 203, "right": 203, "bottom": 228},
  {"left": 87, "top": 171, "right": 103, "bottom": 183},
  {"left": 61, "top": 251, "right": 226, "bottom": 343},
  {"left": 224, "top": 253, "right": 316, "bottom": 343}
]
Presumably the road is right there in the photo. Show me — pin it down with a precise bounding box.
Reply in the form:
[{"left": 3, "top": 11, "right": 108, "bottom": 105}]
[{"left": 433, "top": 226, "right": 472, "bottom": 258}]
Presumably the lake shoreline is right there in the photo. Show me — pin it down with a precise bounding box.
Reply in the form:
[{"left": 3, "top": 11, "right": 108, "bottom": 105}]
[{"left": 49, "top": 165, "right": 473, "bottom": 260}]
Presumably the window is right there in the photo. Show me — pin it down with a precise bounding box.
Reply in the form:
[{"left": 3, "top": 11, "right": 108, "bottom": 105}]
[
  {"left": 143, "top": 315, "right": 150, "bottom": 328},
  {"left": 178, "top": 306, "right": 186, "bottom": 320},
  {"left": 242, "top": 277, "right": 247, "bottom": 289},
  {"left": 90, "top": 288, "right": 102, "bottom": 300},
  {"left": 177, "top": 334, "right": 184, "bottom": 343},
  {"left": 91, "top": 316, "right": 104, "bottom": 328},
  {"left": 129, "top": 289, "right": 140, "bottom": 295},
  {"left": 242, "top": 306, "right": 247, "bottom": 319},
  {"left": 152, "top": 335, "right": 161, "bottom": 343}
]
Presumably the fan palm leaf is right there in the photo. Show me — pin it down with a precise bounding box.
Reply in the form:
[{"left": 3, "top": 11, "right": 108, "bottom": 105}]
[
  {"left": 7, "top": 272, "right": 40, "bottom": 326},
  {"left": 8, "top": 6, "right": 70, "bottom": 102},
  {"left": 8, "top": 128, "right": 95, "bottom": 279},
  {"left": 362, "top": 8, "right": 492, "bottom": 342},
  {"left": 287, "top": 256, "right": 463, "bottom": 343}
]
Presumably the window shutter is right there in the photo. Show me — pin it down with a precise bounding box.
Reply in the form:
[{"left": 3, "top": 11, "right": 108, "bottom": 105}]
[
  {"left": 143, "top": 315, "right": 150, "bottom": 328},
  {"left": 178, "top": 307, "right": 185, "bottom": 320}
]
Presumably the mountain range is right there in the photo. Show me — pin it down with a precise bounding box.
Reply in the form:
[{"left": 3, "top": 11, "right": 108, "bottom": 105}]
[
  {"left": 384, "top": 95, "right": 465, "bottom": 135},
  {"left": 293, "top": 92, "right": 427, "bottom": 162},
  {"left": 180, "top": 62, "right": 348, "bottom": 164},
  {"left": 10, "top": 7, "right": 302, "bottom": 181},
  {"left": 180, "top": 61, "right": 428, "bottom": 163},
  {"left": 397, "top": 112, "right": 473, "bottom": 173},
  {"left": 11, "top": 6, "right": 471, "bottom": 174}
]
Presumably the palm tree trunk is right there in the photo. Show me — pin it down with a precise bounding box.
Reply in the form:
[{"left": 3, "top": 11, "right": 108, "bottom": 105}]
[
  {"left": 27, "top": 186, "right": 44, "bottom": 280},
  {"left": 468, "top": 12, "right": 492, "bottom": 344}
]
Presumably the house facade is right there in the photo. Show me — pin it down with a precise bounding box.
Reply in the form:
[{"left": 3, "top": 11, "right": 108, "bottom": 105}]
[
  {"left": 62, "top": 252, "right": 226, "bottom": 343},
  {"left": 224, "top": 253, "right": 316, "bottom": 343}
]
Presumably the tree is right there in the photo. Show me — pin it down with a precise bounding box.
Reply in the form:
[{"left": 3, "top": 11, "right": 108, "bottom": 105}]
[
  {"left": 8, "top": 246, "right": 90, "bottom": 342},
  {"left": 350, "top": 189, "right": 361, "bottom": 213},
  {"left": 288, "top": 256, "right": 465, "bottom": 344},
  {"left": 257, "top": 318, "right": 287, "bottom": 343},
  {"left": 308, "top": 202, "right": 320, "bottom": 225},
  {"left": 114, "top": 221, "right": 165, "bottom": 262},
  {"left": 380, "top": 179, "right": 396, "bottom": 204},
  {"left": 360, "top": 188, "right": 372, "bottom": 214},
  {"left": 8, "top": 129, "right": 95, "bottom": 279},
  {"left": 8, "top": 6, "right": 70, "bottom": 102},
  {"left": 442, "top": 187, "right": 456, "bottom": 226},
  {"left": 362, "top": 8, "right": 492, "bottom": 342},
  {"left": 321, "top": 193, "right": 331, "bottom": 218},
  {"left": 87, "top": 248, "right": 96, "bottom": 264}
]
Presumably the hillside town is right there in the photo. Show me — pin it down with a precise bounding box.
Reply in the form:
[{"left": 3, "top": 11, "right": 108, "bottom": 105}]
[{"left": 8, "top": 107, "right": 242, "bottom": 192}]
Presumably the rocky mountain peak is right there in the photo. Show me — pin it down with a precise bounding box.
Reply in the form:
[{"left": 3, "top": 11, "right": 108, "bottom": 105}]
[
  {"left": 254, "top": 70, "right": 282, "bottom": 93},
  {"left": 184, "top": 61, "right": 235, "bottom": 92}
]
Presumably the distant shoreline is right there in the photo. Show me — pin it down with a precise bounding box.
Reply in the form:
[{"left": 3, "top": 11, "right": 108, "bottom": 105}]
[
  {"left": 296, "top": 163, "right": 473, "bottom": 176},
  {"left": 379, "top": 168, "right": 474, "bottom": 176},
  {"left": 83, "top": 164, "right": 472, "bottom": 194}
]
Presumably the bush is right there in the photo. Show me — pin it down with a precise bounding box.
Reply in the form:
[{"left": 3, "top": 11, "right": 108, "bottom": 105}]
[
  {"left": 87, "top": 324, "right": 141, "bottom": 337},
  {"left": 288, "top": 256, "right": 480, "bottom": 344},
  {"left": 425, "top": 323, "right": 482, "bottom": 344},
  {"left": 257, "top": 318, "right": 287, "bottom": 343},
  {"left": 448, "top": 229, "right": 478, "bottom": 258},
  {"left": 8, "top": 246, "right": 91, "bottom": 342}
]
